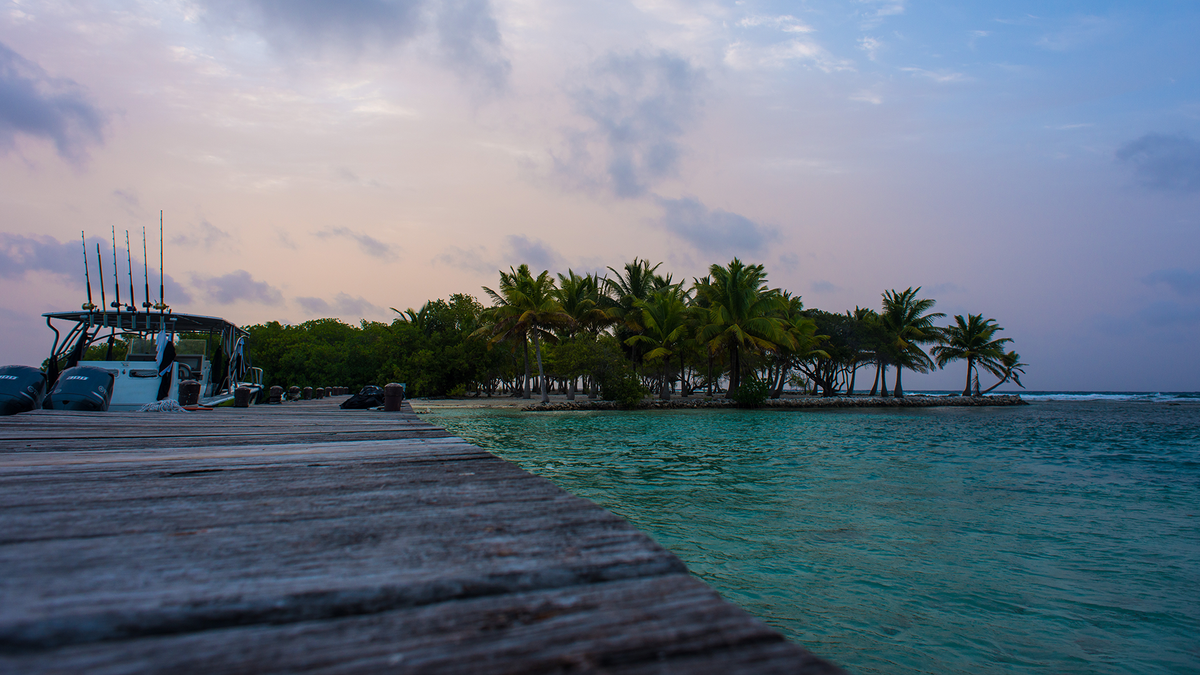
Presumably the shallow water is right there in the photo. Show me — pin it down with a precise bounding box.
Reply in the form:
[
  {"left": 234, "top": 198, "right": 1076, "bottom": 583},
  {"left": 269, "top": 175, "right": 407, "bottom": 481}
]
[{"left": 423, "top": 400, "right": 1200, "bottom": 674}]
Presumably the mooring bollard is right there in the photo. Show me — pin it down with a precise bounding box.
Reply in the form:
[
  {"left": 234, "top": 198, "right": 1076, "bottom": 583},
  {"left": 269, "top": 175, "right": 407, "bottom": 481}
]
[
  {"left": 269, "top": 386, "right": 283, "bottom": 404},
  {"left": 234, "top": 386, "right": 251, "bottom": 408},
  {"left": 178, "top": 380, "right": 201, "bottom": 406},
  {"left": 315, "top": 387, "right": 325, "bottom": 399},
  {"left": 288, "top": 386, "right": 301, "bottom": 401},
  {"left": 384, "top": 383, "right": 405, "bottom": 412},
  {"left": 302, "top": 386, "right": 313, "bottom": 400}
]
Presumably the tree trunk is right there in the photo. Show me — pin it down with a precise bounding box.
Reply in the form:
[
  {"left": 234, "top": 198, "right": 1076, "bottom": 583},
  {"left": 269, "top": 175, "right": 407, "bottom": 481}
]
[
  {"left": 522, "top": 337, "right": 531, "bottom": 399},
  {"left": 982, "top": 374, "right": 1007, "bottom": 394},
  {"left": 660, "top": 365, "right": 670, "bottom": 400},
  {"left": 879, "top": 363, "right": 889, "bottom": 397},
  {"left": 869, "top": 360, "right": 880, "bottom": 396},
  {"left": 847, "top": 363, "right": 857, "bottom": 396},
  {"left": 533, "top": 331, "right": 549, "bottom": 403},
  {"left": 567, "top": 377, "right": 576, "bottom": 401},
  {"left": 963, "top": 357, "right": 973, "bottom": 396},
  {"left": 726, "top": 345, "right": 739, "bottom": 398},
  {"left": 894, "top": 366, "right": 904, "bottom": 398}
]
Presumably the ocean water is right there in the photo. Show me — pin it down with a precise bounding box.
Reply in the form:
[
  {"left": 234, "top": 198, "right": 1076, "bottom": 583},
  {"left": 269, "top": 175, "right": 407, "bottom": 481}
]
[{"left": 421, "top": 398, "right": 1200, "bottom": 675}]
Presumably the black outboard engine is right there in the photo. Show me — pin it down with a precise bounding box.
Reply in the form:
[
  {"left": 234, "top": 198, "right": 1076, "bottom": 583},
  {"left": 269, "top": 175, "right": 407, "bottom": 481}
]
[
  {"left": 0, "top": 365, "right": 47, "bottom": 416},
  {"left": 43, "top": 366, "right": 115, "bottom": 412},
  {"left": 340, "top": 385, "right": 385, "bottom": 409}
]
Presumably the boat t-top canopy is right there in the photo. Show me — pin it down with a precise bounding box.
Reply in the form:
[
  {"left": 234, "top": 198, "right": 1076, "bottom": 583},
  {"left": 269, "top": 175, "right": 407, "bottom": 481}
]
[
  {"left": 44, "top": 310, "right": 256, "bottom": 395},
  {"left": 44, "top": 310, "right": 249, "bottom": 337}
]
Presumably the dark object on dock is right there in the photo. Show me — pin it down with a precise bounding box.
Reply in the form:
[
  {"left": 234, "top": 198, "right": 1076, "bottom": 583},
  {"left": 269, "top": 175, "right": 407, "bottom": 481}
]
[
  {"left": 288, "top": 386, "right": 301, "bottom": 401},
  {"left": 178, "top": 380, "right": 201, "bottom": 406},
  {"left": 340, "top": 385, "right": 385, "bottom": 410},
  {"left": 269, "top": 386, "right": 283, "bottom": 404},
  {"left": 41, "top": 365, "right": 114, "bottom": 412},
  {"left": 0, "top": 365, "right": 46, "bottom": 416},
  {"left": 234, "top": 386, "right": 251, "bottom": 408},
  {"left": 0, "top": 400, "right": 845, "bottom": 674},
  {"left": 384, "top": 382, "right": 405, "bottom": 412},
  {"left": 302, "top": 386, "right": 313, "bottom": 400},
  {"left": 315, "top": 387, "right": 325, "bottom": 399}
]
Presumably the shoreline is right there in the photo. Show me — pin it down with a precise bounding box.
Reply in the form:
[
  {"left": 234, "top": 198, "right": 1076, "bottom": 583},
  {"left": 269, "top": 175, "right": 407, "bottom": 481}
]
[{"left": 411, "top": 393, "right": 1026, "bottom": 412}]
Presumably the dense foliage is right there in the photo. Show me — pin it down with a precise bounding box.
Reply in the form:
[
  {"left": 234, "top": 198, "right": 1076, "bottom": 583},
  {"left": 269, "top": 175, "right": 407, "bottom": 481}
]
[{"left": 244, "top": 258, "right": 1026, "bottom": 402}]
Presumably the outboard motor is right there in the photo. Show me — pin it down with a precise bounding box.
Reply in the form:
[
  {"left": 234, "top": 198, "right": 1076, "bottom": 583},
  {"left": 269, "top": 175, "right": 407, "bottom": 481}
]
[
  {"left": 43, "top": 366, "right": 115, "bottom": 412},
  {"left": 0, "top": 365, "right": 47, "bottom": 416}
]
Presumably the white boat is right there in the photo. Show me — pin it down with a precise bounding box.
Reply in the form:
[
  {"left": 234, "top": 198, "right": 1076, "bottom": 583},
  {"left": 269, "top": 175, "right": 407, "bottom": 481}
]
[{"left": 40, "top": 309, "right": 264, "bottom": 411}]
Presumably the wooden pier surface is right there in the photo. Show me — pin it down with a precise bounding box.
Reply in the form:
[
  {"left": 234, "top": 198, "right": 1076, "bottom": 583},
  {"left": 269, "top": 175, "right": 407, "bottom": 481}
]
[{"left": 0, "top": 398, "right": 842, "bottom": 674}]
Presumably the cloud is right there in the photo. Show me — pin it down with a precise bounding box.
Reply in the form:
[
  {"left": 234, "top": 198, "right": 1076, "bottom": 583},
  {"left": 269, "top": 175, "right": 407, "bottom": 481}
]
[
  {"left": 737, "top": 15, "right": 814, "bottom": 33},
  {"left": 197, "top": 0, "right": 509, "bottom": 91},
  {"left": 437, "top": 244, "right": 494, "bottom": 274},
  {"left": 1116, "top": 133, "right": 1200, "bottom": 193},
  {"left": 724, "top": 40, "right": 853, "bottom": 73},
  {"left": 1144, "top": 269, "right": 1200, "bottom": 296},
  {"left": 315, "top": 226, "right": 398, "bottom": 259},
  {"left": 172, "top": 219, "right": 232, "bottom": 250},
  {"left": 555, "top": 51, "right": 704, "bottom": 198},
  {"left": 295, "top": 292, "right": 382, "bottom": 317},
  {"left": 901, "top": 67, "right": 970, "bottom": 84},
  {"left": 0, "top": 232, "right": 193, "bottom": 304},
  {"left": 1139, "top": 300, "right": 1200, "bottom": 328},
  {"left": 858, "top": 37, "right": 882, "bottom": 61},
  {"left": 112, "top": 189, "right": 141, "bottom": 213},
  {"left": 859, "top": 0, "right": 905, "bottom": 28},
  {"left": 1037, "top": 16, "right": 1112, "bottom": 52},
  {"left": 655, "top": 196, "right": 778, "bottom": 256},
  {"left": 811, "top": 280, "right": 838, "bottom": 293},
  {"left": 434, "top": 0, "right": 510, "bottom": 92},
  {"left": 194, "top": 270, "right": 283, "bottom": 305},
  {"left": 504, "top": 235, "right": 561, "bottom": 271},
  {"left": 0, "top": 232, "right": 81, "bottom": 279},
  {"left": 0, "top": 41, "right": 104, "bottom": 162}
]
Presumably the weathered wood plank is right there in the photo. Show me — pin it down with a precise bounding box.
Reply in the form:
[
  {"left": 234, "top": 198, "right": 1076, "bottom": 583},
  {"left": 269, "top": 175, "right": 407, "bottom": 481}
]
[
  {"left": 0, "top": 400, "right": 843, "bottom": 673},
  {"left": 1, "top": 576, "right": 842, "bottom": 674}
]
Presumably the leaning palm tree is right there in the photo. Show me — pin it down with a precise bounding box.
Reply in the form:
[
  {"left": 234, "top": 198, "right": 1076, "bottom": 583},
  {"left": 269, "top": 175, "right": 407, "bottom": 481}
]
[
  {"left": 479, "top": 265, "right": 574, "bottom": 402},
  {"left": 880, "top": 287, "right": 945, "bottom": 398},
  {"left": 694, "top": 258, "right": 790, "bottom": 397},
  {"left": 981, "top": 351, "right": 1027, "bottom": 394},
  {"left": 932, "top": 314, "right": 1012, "bottom": 396}
]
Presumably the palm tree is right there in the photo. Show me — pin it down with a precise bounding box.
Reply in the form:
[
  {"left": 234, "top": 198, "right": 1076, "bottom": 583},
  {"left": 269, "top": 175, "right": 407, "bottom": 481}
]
[
  {"left": 880, "top": 287, "right": 945, "bottom": 398},
  {"left": 767, "top": 292, "right": 827, "bottom": 397},
  {"left": 603, "top": 258, "right": 674, "bottom": 364},
  {"left": 626, "top": 287, "right": 690, "bottom": 400},
  {"left": 932, "top": 314, "right": 1012, "bottom": 396},
  {"left": 554, "top": 270, "right": 609, "bottom": 398},
  {"left": 694, "top": 258, "right": 790, "bottom": 397},
  {"left": 981, "top": 351, "right": 1027, "bottom": 394},
  {"left": 480, "top": 265, "right": 574, "bottom": 402}
]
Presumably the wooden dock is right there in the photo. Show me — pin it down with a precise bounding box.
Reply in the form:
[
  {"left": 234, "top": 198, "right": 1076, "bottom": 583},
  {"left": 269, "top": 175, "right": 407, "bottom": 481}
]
[{"left": 0, "top": 399, "right": 843, "bottom": 674}]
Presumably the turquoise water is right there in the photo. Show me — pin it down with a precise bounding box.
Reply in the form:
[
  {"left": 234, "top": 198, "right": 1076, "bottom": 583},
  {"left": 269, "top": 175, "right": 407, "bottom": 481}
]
[{"left": 422, "top": 400, "right": 1200, "bottom": 674}]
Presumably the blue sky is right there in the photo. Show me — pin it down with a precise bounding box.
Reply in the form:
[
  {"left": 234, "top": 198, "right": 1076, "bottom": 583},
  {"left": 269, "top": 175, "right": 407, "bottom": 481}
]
[{"left": 1, "top": 0, "right": 1198, "bottom": 390}]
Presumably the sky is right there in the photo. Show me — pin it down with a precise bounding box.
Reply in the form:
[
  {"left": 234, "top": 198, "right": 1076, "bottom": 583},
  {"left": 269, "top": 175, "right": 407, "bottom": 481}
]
[{"left": 1, "top": 0, "right": 1198, "bottom": 391}]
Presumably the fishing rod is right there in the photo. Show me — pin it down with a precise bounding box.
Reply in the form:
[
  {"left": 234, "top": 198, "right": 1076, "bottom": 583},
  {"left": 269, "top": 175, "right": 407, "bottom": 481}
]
[
  {"left": 81, "top": 231, "right": 95, "bottom": 311},
  {"left": 125, "top": 230, "right": 136, "bottom": 312},
  {"left": 155, "top": 211, "right": 167, "bottom": 312},
  {"left": 110, "top": 225, "right": 121, "bottom": 312},
  {"left": 142, "top": 226, "right": 151, "bottom": 310},
  {"left": 96, "top": 243, "right": 106, "bottom": 312}
]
